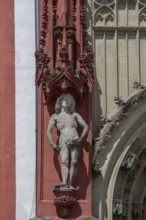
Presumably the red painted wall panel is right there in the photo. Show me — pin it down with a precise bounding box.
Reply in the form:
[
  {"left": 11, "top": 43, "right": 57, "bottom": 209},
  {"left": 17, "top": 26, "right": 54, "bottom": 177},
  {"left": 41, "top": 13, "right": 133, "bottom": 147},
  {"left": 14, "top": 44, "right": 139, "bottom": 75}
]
[{"left": 0, "top": 1, "right": 15, "bottom": 219}]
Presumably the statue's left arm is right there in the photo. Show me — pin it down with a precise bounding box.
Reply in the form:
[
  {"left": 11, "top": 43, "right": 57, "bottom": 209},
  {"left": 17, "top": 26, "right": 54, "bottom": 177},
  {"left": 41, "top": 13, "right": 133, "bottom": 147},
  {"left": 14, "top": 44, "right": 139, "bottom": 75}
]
[{"left": 75, "top": 113, "right": 89, "bottom": 142}]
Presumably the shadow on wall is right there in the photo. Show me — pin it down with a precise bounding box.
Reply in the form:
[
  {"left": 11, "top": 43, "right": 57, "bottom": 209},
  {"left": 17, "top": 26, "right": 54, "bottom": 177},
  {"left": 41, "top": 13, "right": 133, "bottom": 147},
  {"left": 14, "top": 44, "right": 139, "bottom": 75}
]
[
  {"left": 92, "top": 77, "right": 103, "bottom": 138},
  {"left": 86, "top": 2, "right": 103, "bottom": 138}
]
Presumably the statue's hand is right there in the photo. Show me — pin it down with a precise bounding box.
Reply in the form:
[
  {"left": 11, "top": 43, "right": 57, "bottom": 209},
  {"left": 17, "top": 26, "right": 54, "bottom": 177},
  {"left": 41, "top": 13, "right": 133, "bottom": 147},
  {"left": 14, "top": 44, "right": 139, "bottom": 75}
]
[
  {"left": 52, "top": 144, "right": 60, "bottom": 151},
  {"left": 72, "top": 137, "right": 82, "bottom": 145}
]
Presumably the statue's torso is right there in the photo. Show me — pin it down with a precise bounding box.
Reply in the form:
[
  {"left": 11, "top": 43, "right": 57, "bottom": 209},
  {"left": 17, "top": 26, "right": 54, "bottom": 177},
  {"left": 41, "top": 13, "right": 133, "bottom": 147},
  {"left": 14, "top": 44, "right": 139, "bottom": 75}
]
[{"left": 55, "top": 112, "right": 79, "bottom": 144}]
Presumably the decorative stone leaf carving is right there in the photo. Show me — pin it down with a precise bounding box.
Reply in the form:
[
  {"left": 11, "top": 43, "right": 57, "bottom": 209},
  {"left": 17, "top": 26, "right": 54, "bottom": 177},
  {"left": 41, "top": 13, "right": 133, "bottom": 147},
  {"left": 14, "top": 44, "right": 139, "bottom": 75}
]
[
  {"left": 92, "top": 82, "right": 146, "bottom": 168},
  {"left": 113, "top": 200, "right": 123, "bottom": 216},
  {"left": 121, "top": 152, "right": 137, "bottom": 170}
]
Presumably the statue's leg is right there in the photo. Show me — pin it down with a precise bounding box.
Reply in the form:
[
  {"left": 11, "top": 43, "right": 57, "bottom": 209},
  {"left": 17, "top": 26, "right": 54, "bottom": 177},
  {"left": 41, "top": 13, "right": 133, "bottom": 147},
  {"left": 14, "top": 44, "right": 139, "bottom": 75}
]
[
  {"left": 60, "top": 147, "right": 69, "bottom": 185},
  {"left": 69, "top": 147, "right": 79, "bottom": 186}
]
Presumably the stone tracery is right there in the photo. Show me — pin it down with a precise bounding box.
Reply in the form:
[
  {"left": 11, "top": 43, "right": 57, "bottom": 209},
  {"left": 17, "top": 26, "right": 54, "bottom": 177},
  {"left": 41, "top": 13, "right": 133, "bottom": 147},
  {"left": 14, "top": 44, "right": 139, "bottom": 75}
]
[
  {"left": 93, "top": 0, "right": 146, "bottom": 26},
  {"left": 94, "top": 0, "right": 115, "bottom": 25}
]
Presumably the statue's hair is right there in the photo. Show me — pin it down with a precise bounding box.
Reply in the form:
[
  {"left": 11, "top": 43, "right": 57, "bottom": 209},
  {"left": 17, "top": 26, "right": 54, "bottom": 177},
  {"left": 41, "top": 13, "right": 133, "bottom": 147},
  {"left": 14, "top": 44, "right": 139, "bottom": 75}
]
[{"left": 55, "top": 93, "right": 76, "bottom": 114}]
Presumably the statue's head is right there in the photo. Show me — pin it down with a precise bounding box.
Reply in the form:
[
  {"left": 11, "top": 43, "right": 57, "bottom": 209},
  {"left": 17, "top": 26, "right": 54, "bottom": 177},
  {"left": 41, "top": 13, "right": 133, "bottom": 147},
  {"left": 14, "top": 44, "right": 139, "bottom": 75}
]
[{"left": 55, "top": 93, "right": 75, "bottom": 114}]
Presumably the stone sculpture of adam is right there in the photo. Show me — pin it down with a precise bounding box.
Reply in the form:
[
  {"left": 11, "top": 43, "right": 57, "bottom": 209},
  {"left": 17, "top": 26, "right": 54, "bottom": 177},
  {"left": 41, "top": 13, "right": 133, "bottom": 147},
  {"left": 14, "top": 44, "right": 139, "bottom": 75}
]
[{"left": 47, "top": 93, "right": 89, "bottom": 189}]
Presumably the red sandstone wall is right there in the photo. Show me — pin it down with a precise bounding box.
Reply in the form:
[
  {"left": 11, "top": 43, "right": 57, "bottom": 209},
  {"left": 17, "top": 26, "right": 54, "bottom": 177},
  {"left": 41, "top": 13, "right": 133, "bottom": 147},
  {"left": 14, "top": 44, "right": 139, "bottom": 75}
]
[{"left": 0, "top": 1, "right": 15, "bottom": 219}]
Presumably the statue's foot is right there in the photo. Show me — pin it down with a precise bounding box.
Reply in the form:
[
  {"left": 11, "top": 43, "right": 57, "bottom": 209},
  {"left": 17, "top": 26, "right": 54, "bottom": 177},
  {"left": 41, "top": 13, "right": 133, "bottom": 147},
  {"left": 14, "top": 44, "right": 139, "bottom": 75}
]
[
  {"left": 68, "top": 185, "right": 77, "bottom": 191},
  {"left": 55, "top": 183, "right": 68, "bottom": 189}
]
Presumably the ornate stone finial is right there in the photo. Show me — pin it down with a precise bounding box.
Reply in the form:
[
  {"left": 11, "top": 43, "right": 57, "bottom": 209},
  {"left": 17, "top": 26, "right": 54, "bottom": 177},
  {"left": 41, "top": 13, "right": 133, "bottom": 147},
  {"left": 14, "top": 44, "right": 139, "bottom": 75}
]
[{"left": 35, "top": 0, "right": 94, "bottom": 102}]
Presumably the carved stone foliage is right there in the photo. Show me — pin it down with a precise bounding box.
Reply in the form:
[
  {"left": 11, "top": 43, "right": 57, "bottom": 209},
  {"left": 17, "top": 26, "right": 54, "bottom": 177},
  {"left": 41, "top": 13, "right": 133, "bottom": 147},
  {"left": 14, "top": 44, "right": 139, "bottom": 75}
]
[
  {"left": 113, "top": 199, "right": 129, "bottom": 217},
  {"left": 35, "top": 0, "right": 94, "bottom": 103},
  {"left": 113, "top": 200, "right": 123, "bottom": 216},
  {"left": 121, "top": 152, "right": 137, "bottom": 170},
  {"left": 92, "top": 82, "right": 146, "bottom": 171}
]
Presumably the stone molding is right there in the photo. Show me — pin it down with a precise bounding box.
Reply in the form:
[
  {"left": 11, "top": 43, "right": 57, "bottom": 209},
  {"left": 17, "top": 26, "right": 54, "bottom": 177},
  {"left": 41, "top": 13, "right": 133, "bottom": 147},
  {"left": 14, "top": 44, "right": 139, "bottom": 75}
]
[
  {"left": 92, "top": 82, "right": 146, "bottom": 171},
  {"left": 92, "top": 96, "right": 146, "bottom": 219}
]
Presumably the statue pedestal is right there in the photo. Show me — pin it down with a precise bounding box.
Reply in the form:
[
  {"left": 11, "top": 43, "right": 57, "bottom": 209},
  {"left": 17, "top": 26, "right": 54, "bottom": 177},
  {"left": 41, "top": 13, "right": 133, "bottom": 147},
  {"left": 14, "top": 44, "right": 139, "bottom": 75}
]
[{"left": 53, "top": 188, "right": 76, "bottom": 218}]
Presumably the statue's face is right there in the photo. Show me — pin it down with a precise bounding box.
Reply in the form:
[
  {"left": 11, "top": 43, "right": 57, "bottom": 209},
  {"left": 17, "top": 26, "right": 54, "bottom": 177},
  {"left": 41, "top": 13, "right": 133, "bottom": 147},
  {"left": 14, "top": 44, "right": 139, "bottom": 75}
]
[{"left": 62, "top": 96, "right": 71, "bottom": 108}]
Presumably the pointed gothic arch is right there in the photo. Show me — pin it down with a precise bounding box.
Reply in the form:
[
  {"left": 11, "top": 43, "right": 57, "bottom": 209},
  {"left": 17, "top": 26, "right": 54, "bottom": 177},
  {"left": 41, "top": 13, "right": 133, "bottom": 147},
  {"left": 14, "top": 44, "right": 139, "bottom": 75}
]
[{"left": 92, "top": 85, "right": 146, "bottom": 220}]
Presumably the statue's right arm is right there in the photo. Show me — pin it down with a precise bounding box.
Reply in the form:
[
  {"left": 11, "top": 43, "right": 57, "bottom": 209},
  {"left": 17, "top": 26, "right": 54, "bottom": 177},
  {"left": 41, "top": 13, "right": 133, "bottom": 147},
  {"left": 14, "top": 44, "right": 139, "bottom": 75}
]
[{"left": 46, "top": 114, "right": 59, "bottom": 150}]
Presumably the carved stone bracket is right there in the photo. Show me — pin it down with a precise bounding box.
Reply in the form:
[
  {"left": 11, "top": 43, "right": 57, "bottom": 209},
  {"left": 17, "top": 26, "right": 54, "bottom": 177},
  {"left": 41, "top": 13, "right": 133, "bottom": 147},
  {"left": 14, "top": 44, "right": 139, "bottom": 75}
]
[{"left": 53, "top": 189, "right": 76, "bottom": 218}]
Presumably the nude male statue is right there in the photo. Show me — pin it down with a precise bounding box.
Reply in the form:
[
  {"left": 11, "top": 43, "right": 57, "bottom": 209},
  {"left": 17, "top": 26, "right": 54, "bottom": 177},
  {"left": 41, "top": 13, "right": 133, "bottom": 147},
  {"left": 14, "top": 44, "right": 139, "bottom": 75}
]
[{"left": 47, "top": 93, "right": 89, "bottom": 189}]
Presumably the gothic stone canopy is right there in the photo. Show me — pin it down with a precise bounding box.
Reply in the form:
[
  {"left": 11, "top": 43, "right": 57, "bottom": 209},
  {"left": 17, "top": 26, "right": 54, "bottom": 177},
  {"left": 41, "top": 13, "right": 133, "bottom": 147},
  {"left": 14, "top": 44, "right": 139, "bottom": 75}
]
[{"left": 35, "top": 0, "right": 94, "bottom": 102}]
